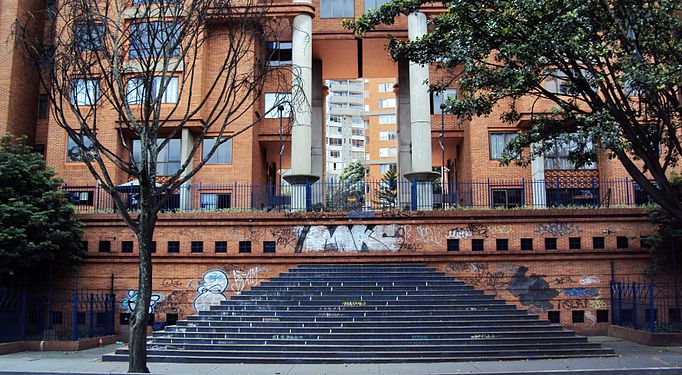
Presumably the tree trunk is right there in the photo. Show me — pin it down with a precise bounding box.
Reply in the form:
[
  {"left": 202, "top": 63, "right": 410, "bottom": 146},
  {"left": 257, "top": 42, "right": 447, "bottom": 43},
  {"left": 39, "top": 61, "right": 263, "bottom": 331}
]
[{"left": 128, "top": 209, "right": 155, "bottom": 373}]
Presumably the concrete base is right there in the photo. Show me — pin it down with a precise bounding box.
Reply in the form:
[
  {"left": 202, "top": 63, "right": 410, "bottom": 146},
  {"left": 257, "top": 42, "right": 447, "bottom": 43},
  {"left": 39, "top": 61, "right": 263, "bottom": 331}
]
[
  {"left": 608, "top": 325, "right": 682, "bottom": 346},
  {"left": 0, "top": 335, "right": 118, "bottom": 355}
]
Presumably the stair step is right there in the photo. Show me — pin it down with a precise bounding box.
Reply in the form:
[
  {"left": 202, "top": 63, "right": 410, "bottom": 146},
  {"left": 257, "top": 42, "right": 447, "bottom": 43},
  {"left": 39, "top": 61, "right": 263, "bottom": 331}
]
[{"left": 102, "top": 262, "right": 613, "bottom": 364}]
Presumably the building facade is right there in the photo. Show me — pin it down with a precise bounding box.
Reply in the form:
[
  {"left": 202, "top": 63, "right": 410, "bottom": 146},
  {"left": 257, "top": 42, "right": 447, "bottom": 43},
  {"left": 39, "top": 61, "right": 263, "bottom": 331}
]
[{"left": 0, "top": 0, "right": 672, "bottom": 338}]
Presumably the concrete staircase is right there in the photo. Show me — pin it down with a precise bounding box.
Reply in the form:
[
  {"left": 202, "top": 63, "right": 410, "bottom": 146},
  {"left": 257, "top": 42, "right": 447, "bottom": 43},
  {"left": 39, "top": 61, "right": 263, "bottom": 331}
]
[{"left": 103, "top": 263, "right": 613, "bottom": 363}]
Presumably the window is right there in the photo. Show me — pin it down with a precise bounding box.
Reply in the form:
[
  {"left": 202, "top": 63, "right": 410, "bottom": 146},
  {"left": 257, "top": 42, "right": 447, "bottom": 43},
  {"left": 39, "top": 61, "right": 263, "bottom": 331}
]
[
  {"left": 74, "top": 23, "right": 103, "bottom": 51},
  {"left": 98, "top": 240, "right": 111, "bottom": 253},
  {"left": 447, "top": 239, "right": 459, "bottom": 252},
  {"left": 191, "top": 241, "right": 203, "bottom": 253},
  {"left": 129, "top": 22, "right": 180, "bottom": 59},
  {"left": 329, "top": 150, "right": 341, "bottom": 158},
  {"left": 378, "top": 115, "right": 396, "bottom": 124},
  {"left": 263, "top": 241, "right": 276, "bottom": 253},
  {"left": 521, "top": 238, "right": 533, "bottom": 251},
  {"left": 472, "top": 239, "right": 484, "bottom": 251},
  {"left": 634, "top": 184, "right": 656, "bottom": 205},
  {"left": 66, "top": 135, "right": 94, "bottom": 162},
  {"left": 71, "top": 79, "right": 99, "bottom": 106},
  {"left": 379, "top": 131, "right": 396, "bottom": 141},
  {"left": 329, "top": 115, "right": 343, "bottom": 123},
  {"left": 432, "top": 88, "right": 457, "bottom": 114},
  {"left": 548, "top": 311, "right": 560, "bottom": 324},
  {"left": 264, "top": 93, "right": 291, "bottom": 118},
  {"left": 496, "top": 239, "right": 509, "bottom": 251},
  {"left": 320, "top": 0, "right": 353, "bottom": 18},
  {"left": 379, "top": 164, "right": 396, "bottom": 174},
  {"left": 378, "top": 98, "right": 396, "bottom": 108},
  {"left": 545, "top": 238, "right": 557, "bottom": 250},
  {"left": 543, "top": 139, "right": 596, "bottom": 170},
  {"left": 329, "top": 126, "right": 342, "bottom": 135},
  {"left": 377, "top": 82, "right": 393, "bottom": 92},
  {"left": 593, "top": 237, "right": 605, "bottom": 250},
  {"left": 81, "top": 241, "right": 88, "bottom": 252},
  {"left": 67, "top": 191, "right": 94, "bottom": 205},
  {"left": 166, "top": 313, "right": 178, "bottom": 326},
  {"left": 379, "top": 147, "right": 397, "bottom": 157},
  {"left": 596, "top": 310, "right": 609, "bottom": 323},
  {"left": 328, "top": 137, "right": 342, "bottom": 146},
  {"left": 167, "top": 241, "right": 180, "bottom": 253},
  {"left": 640, "top": 236, "right": 652, "bottom": 248},
  {"left": 132, "top": 139, "right": 181, "bottom": 176},
  {"left": 351, "top": 128, "right": 364, "bottom": 136},
  {"left": 202, "top": 138, "right": 232, "bottom": 164},
  {"left": 491, "top": 188, "right": 523, "bottom": 208},
  {"left": 489, "top": 132, "right": 517, "bottom": 160},
  {"left": 239, "top": 241, "right": 252, "bottom": 253},
  {"left": 617, "top": 236, "right": 629, "bottom": 249},
  {"left": 215, "top": 241, "right": 227, "bottom": 253},
  {"left": 569, "top": 237, "right": 581, "bottom": 250},
  {"left": 200, "top": 193, "right": 231, "bottom": 210},
  {"left": 572, "top": 310, "right": 585, "bottom": 323},
  {"left": 38, "top": 94, "right": 49, "bottom": 119},
  {"left": 122, "top": 241, "right": 134, "bottom": 253},
  {"left": 351, "top": 139, "right": 364, "bottom": 148},
  {"left": 127, "top": 76, "right": 179, "bottom": 104},
  {"left": 150, "top": 241, "right": 156, "bottom": 253},
  {"left": 545, "top": 68, "right": 597, "bottom": 95},
  {"left": 266, "top": 41, "right": 292, "bottom": 66}
]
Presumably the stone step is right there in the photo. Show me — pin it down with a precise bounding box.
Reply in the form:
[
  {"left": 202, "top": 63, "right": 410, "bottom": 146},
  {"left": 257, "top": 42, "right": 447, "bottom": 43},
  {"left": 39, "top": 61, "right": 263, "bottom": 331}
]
[
  {"left": 170, "top": 319, "right": 546, "bottom": 329},
  {"left": 200, "top": 308, "right": 521, "bottom": 316},
  {"left": 162, "top": 324, "right": 565, "bottom": 334},
  {"left": 189, "top": 312, "right": 531, "bottom": 321}
]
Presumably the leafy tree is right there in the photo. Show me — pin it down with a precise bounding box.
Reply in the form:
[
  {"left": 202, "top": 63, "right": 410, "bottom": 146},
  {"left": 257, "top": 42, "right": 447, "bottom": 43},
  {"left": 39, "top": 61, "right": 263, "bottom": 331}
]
[
  {"left": 349, "top": 0, "right": 682, "bottom": 220},
  {"left": 17, "top": 0, "right": 291, "bottom": 371},
  {"left": 374, "top": 168, "right": 398, "bottom": 209},
  {"left": 328, "top": 161, "right": 366, "bottom": 210},
  {"left": 646, "top": 173, "right": 682, "bottom": 273},
  {"left": 0, "top": 135, "right": 84, "bottom": 282}
]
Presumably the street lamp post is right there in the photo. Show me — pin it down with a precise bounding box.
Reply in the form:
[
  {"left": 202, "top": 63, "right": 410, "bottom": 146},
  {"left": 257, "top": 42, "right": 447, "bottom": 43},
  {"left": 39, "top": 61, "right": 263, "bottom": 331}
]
[{"left": 440, "top": 103, "right": 446, "bottom": 203}]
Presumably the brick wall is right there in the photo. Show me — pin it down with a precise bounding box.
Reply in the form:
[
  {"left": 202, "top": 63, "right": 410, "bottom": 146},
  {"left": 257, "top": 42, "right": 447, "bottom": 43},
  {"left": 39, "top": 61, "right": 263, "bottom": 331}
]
[{"left": 64, "top": 208, "right": 659, "bottom": 336}]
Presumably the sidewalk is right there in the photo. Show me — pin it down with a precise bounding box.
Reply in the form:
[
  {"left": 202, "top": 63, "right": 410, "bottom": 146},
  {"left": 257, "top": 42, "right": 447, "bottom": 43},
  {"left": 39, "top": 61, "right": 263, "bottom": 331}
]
[{"left": 0, "top": 337, "right": 681, "bottom": 374}]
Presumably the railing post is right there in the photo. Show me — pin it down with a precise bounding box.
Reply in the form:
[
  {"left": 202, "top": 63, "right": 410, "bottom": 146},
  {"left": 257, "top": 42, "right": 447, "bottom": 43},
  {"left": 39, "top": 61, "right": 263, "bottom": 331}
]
[
  {"left": 72, "top": 289, "right": 78, "bottom": 341},
  {"left": 89, "top": 293, "right": 94, "bottom": 338},
  {"left": 556, "top": 176, "right": 561, "bottom": 206},
  {"left": 617, "top": 282, "right": 623, "bottom": 326},
  {"left": 625, "top": 177, "right": 630, "bottom": 206},
  {"left": 632, "top": 281, "right": 638, "bottom": 330},
  {"left": 591, "top": 176, "right": 597, "bottom": 207},
  {"left": 610, "top": 281, "right": 616, "bottom": 325},
  {"left": 19, "top": 290, "right": 27, "bottom": 340},
  {"left": 649, "top": 281, "right": 655, "bottom": 333},
  {"left": 111, "top": 292, "right": 116, "bottom": 335}
]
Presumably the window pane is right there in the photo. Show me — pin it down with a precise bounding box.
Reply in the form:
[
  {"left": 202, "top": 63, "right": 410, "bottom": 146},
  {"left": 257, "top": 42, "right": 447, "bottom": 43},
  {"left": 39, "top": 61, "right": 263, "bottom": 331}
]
[
  {"left": 66, "top": 136, "right": 94, "bottom": 162},
  {"left": 264, "top": 92, "right": 291, "bottom": 118},
  {"left": 203, "top": 137, "right": 232, "bottom": 164}
]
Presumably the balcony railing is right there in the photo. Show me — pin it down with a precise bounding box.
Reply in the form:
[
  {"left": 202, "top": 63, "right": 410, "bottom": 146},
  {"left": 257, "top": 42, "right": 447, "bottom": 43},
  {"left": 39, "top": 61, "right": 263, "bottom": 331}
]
[{"left": 64, "top": 177, "right": 656, "bottom": 213}]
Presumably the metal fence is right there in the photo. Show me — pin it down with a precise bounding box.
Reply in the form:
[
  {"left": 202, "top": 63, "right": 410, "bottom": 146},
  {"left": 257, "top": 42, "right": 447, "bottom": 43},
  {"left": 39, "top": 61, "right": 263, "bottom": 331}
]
[
  {"left": 64, "top": 177, "right": 655, "bottom": 212},
  {"left": 0, "top": 288, "right": 116, "bottom": 342},
  {"left": 610, "top": 280, "right": 682, "bottom": 333}
]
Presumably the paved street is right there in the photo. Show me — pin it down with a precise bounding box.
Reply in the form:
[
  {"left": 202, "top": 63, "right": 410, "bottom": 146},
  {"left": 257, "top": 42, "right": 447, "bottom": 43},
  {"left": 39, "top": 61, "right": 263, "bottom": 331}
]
[{"left": 0, "top": 337, "right": 681, "bottom": 374}]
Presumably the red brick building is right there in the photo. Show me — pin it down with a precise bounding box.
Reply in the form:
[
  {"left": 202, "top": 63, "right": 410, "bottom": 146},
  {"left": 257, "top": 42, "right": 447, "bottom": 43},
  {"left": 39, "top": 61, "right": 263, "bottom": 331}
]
[{"left": 0, "top": 0, "right": 670, "bottom": 338}]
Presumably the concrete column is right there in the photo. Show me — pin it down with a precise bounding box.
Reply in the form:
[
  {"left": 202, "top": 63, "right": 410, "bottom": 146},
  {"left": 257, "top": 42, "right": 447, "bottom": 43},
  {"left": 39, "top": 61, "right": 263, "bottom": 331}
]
[
  {"left": 397, "top": 58, "right": 413, "bottom": 209},
  {"left": 311, "top": 60, "right": 324, "bottom": 205},
  {"left": 404, "top": 11, "right": 438, "bottom": 210},
  {"left": 531, "top": 147, "right": 546, "bottom": 207},
  {"left": 179, "top": 128, "right": 193, "bottom": 210},
  {"left": 284, "top": 11, "right": 318, "bottom": 211}
]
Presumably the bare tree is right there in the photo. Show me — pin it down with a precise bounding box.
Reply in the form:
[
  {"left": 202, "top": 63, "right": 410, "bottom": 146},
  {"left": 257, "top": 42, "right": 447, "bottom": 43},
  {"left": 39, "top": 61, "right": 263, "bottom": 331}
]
[{"left": 17, "top": 0, "right": 295, "bottom": 371}]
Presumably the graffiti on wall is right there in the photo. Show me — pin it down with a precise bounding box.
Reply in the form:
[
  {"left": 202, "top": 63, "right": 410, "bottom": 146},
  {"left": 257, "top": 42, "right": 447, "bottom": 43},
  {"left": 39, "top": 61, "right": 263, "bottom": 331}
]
[
  {"left": 579, "top": 276, "right": 601, "bottom": 286},
  {"left": 155, "top": 290, "right": 193, "bottom": 316},
  {"left": 192, "top": 269, "right": 229, "bottom": 313},
  {"left": 231, "top": 266, "right": 268, "bottom": 293},
  {"left": 533, "top": 222, "right": 583, "bottom": 237},
  {"left": 562, "top": 288, "right": 600, "bottom": 298},
  {"left": 280, "top": 225, "right": 407, "bottom": 253},
  {"left": 120, "top": 289, "right": 163, "bottom": 313},
  {"left": 447, "top": 224, "right": 490, "bottom": 239},
  {"left": 508, "top": 266, "right": 558, "bottom": 309}
]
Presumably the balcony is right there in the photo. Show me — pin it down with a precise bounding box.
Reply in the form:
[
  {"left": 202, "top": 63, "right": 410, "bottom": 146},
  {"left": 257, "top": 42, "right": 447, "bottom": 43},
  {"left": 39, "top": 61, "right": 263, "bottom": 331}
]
[{"left": 65, "top": 177, "right": 653, "bottom": 213}]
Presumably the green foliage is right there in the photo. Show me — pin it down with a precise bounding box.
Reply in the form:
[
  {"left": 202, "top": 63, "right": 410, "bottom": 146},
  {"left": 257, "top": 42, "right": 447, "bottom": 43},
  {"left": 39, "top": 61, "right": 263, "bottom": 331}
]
[
  {"left": 349, "top": 0, "right": 682, "bottom": 220},
  {"left": 327, "top": 161, "right": 366, "bottom": 211},
  {"left": 0, "top": 135, "right": 85, "bottom": 280},
  {"left": 374, "top": 168, "right": 398, "bottom": 209},
  {"left": 646, "top": 173, "right": 682, "bottom": 274}
]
